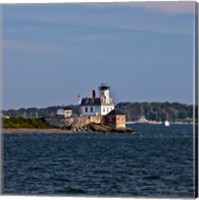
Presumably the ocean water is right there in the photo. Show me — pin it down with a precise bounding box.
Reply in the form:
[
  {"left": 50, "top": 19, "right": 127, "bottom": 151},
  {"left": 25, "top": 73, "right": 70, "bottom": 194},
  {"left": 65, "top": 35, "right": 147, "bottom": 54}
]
[{"left": 2, "top": 124, "right": 195, "bottom": 197}]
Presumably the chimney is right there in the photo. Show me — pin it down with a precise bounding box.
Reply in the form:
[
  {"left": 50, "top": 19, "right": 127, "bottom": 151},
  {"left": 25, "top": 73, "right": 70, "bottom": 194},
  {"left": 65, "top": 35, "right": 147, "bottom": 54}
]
[{"left": 92, "top": 90, "right": 96, "bottom": 98}]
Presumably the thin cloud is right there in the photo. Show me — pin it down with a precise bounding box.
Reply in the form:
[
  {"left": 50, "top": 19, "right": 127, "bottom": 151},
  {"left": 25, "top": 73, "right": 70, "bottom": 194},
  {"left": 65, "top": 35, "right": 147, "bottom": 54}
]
[
  {"left": 2, "top": 2, "right": 194, "bottom": 49},
  {"left": 3, "top": 40, "right": 57, "bottom": 53},
  {"left": 84, "top": 2, "right": 195, "bottom": 15},
  {"left": 69, "top": 33, "right": 117, "bottom": 41},
  {"left": 127, "top": 1, "right": 195, "bottom": 15},
  {"left": 122, "top": 23, "right": 192, "bottom": 36}
]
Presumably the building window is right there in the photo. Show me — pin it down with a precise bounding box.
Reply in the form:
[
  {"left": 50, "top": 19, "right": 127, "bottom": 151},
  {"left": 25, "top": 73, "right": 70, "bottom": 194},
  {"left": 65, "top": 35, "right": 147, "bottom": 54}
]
[
  {"left": 91, "top": 99, "right": 94, "bottom": 104},
  {"left": 85, "top": 107, "right": 88, "bottom": 112},
  {"left": 107, "top": 107, "right": 109, "bottom": 112},
  {"left": 90, "top": 107, "right": 93, "bottom": 112},
  {"left": 103, "top": 107, "right": 105, "bottom": 112}
]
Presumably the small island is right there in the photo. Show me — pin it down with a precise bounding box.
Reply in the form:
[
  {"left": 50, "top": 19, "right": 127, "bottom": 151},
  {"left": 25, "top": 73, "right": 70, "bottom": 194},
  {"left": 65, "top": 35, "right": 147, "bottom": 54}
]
[
  {"left": 45, "top": 83, "right": 134, "bottom": 133},
  {"left": 2, "top": 117, "right": 134, "bottom": 134},
  {"left": 1, "top": 83, "right": 193, "bottom": 134},
  {"left": 2, "top": 83, "right": 134, "bottom": 134}
]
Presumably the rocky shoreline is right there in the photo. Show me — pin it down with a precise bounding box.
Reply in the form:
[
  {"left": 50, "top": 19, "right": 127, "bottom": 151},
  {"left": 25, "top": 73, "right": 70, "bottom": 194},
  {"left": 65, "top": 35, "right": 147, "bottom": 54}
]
[
  {"left": 1, "top": 128, "right": 71, "bottom": 134},
  {"left": 1, "top": 123, "right": 134, "bottom": 134},
  {"left": 72, "top": 123, "right": 134, "bottom": 133}
]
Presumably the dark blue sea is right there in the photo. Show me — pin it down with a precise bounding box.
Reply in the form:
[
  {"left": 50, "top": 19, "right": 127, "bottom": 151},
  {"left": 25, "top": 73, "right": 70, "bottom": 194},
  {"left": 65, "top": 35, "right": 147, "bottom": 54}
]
[{"left": 2, "top": 124, "right": 195, "bottom": 197}]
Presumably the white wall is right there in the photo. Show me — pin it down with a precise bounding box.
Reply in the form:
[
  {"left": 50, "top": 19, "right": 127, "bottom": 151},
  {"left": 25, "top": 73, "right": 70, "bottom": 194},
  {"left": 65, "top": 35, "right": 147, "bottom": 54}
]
[
  {"left": 100, "top": 89, "right": 110, "bottom": 98},
  {"left": 64, "top": 110, "right": 72, "bottom": 118},
  {"left": 80, "top": 105, "right": 114, "bottom": 116},
  {"left": 100, "top": 105, "right": 114, "bottom": 116},
  {"left": 80, "top": 105, "right": 101, "bottom": 116}
]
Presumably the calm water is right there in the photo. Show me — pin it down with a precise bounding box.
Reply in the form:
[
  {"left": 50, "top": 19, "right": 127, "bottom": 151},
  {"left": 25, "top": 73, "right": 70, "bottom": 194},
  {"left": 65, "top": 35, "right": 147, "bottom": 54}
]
[{"left": 3, "top": 124, "right": 195, "bottom": 197}]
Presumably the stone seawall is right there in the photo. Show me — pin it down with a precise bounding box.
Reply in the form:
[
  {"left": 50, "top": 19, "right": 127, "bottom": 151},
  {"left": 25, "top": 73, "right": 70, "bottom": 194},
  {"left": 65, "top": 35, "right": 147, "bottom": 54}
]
[
  {"left": 1, "top": 125, "right": 134, "bottom": 134},
  {"left": 44, "top": 117, "right": 134, "bottom": 134},
  {"left": 45, "top": 117, "right": 74, "bottom": 129},
  {"left": 73, "top": 123, "right": 134, "bottom": 133}
]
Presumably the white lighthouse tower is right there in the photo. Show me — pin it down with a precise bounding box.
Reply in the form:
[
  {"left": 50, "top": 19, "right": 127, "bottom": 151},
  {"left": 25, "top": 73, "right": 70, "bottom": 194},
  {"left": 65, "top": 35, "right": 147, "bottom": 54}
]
[
  {"left": 98, "top": 83, "right": 114, "bottom": 115},
  {"left": 99, "top": 83, "right": 111, "bottom": 104},
  {"left": 80, "top": 83, "right": 115, "bottom": 116}
]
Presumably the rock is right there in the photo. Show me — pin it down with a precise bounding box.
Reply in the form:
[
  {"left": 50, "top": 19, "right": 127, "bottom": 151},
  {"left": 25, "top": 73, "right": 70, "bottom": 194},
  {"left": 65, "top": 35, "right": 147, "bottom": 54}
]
[
  {"left": 45, "top": 117, "right": 135, "bottom": 134},
  {"left": 111, "top": 127, "right": 134, "bottom": 133},
  {"left": 81, "top": 123, "right": 134, "bottom": 134}
]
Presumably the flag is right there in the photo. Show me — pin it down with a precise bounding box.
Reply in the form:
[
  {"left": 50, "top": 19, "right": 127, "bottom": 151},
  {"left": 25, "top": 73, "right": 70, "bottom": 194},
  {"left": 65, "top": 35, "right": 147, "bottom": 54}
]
[
  {"left": 76, "top": 95, "right": 80, "bottom": 100},
  {"left": 76, "top": 95, "right": 81, "bottom": 104}
]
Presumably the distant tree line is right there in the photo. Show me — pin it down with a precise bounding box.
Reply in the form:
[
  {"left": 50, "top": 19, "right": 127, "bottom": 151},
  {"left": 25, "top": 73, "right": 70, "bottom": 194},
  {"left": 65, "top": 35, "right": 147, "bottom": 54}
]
[
  {"left": 116, "top": 102, "right": 193, "bottom": 122},
  {"left": 2, "top": 117, "right": 55, "bottom": 129},
  {"left": 1, "top": 102, "right": 193, "bottom": 122},
  {"left": 2, "top": 105, "right": 80, "bottom": 119}
]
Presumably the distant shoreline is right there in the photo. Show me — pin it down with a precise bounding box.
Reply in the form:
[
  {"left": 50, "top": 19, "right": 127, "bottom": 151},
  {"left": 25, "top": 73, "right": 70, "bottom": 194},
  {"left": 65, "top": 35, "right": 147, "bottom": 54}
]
[
  {"left": 1, "top": 128, "right": 72, "bottom": 134},
  {"left": 1, "top": 126, "right": 134, "bottom": 134}
]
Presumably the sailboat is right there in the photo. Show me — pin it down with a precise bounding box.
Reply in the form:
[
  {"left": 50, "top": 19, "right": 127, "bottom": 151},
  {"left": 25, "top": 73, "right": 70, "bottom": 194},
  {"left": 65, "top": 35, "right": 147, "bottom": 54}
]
[
  {"left": 164, "top": 120, "right": 170, "bottom": 126},
  {"left": 136, "top": 105, "right": 149, "bottom": 123},
  {"left": 164, "top": 113, "right": 170, "bottom": 126},
  {"left": 137, "top": 115, "right": 149, "bottom": 123}
]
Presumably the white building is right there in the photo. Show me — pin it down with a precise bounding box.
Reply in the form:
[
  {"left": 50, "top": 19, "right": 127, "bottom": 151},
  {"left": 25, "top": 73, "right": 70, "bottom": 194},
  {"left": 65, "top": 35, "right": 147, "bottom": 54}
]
[
  {"left": 57, "top": 108, "right": 72, "bottom": 118},
  {"left": 80, "top": 83, "right": 115, "bottom": 116},
  {"left": 64, "top": 110, "right": 72, "bottom": 118},
  {"left": 1, "top": 113, "right": 10, "bottom": 119}
]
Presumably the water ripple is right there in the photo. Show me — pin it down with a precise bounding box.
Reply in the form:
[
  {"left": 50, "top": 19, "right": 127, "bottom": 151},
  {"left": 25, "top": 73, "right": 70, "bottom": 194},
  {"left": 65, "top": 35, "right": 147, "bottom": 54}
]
[{"left": 3, "top": 124, "right": 194, "bottom": 197}]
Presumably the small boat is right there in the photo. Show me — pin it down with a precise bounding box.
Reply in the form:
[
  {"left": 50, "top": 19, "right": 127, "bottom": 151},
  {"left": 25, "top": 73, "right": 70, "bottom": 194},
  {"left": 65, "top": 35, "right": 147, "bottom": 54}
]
[
  {"left": 126, "top": 121, "right": 136, "bottom": 124},
  {"left": 134, "top": 115, "right": 149, "bottom": 124},
  {"left": 164, "top": 120, "right": 170, "bottom": 126}
]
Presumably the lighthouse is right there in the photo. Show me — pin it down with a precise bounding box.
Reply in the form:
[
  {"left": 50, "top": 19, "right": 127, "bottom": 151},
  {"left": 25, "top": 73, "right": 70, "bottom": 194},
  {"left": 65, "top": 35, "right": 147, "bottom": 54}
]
[
  {"left": 80, "top": 83, "right": 115, "bottom": 116},
  {"left": 99, "top": 83, "right": 111, "bottom": 104}
]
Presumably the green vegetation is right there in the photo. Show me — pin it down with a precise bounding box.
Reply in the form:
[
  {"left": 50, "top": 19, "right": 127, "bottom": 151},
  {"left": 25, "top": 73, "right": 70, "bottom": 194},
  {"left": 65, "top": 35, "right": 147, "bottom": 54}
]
[
  {"left": 116, "top": 102, "right": 193, "bottom": 122},
  {"left": 2, "top": 105, "right": 80, "bottom": 118},
  {"left": 1, "top": 102, "right": 193, "bottom": 123},
  {"left": 2, "top": 117, "right": 55, "bottom": 129}
]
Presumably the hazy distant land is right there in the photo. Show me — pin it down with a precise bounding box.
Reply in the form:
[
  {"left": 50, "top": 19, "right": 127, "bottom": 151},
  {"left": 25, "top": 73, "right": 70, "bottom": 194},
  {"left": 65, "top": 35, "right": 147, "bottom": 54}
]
[{"left": 2, "top": 102, "right": 193, "bottom": 123}]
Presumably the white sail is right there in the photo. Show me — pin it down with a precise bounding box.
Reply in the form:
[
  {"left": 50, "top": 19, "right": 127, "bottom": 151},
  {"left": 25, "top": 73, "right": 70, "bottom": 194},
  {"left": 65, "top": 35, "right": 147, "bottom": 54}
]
[{"left": 164, "top": 120, "right": 170, "bottom": 126}]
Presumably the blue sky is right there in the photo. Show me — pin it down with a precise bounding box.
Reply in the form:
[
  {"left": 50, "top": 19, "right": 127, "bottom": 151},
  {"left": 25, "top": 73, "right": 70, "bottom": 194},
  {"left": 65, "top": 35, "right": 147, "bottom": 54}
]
[{"left": 2, "top": 2, "right": 196, "bottom": 109}]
